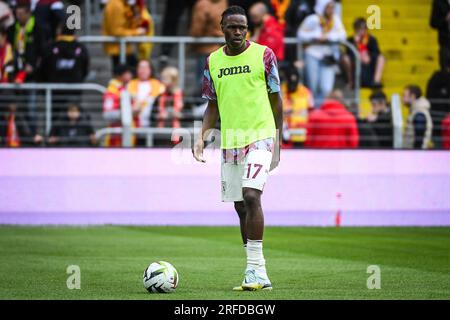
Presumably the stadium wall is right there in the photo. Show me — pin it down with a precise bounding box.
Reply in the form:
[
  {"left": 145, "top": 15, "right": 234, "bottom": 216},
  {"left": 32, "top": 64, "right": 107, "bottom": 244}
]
[{"left": 0, "top": 149, "right": 449, "bottom": 226}]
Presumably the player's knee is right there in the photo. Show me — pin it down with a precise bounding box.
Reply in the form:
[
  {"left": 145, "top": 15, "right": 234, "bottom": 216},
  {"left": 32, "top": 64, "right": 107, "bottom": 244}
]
[{"left": 243, "top": 189, "right": 261, "bottom": 209}]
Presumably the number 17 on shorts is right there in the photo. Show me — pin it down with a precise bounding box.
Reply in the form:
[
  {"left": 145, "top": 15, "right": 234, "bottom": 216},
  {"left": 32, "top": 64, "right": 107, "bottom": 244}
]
[{"left": 221, "top": 149, "right": 272, "bottom": 202}]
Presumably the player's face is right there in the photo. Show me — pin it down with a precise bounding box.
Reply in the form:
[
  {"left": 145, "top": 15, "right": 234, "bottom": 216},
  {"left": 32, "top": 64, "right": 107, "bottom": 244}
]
[{"left": 221, "top": 14, "right": 248, "bottom": 50}]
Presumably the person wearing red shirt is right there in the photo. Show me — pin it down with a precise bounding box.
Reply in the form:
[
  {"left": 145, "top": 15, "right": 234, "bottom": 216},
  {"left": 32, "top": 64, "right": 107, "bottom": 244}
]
[
  {"left": 249, "top": 2, "right": 284, "bottom": 61},
  {"left": 305, "top": 90, "right": 359, "bottom": 148},
  {"left": 442, "top": 114, "right": 450, "bottom": 149}
]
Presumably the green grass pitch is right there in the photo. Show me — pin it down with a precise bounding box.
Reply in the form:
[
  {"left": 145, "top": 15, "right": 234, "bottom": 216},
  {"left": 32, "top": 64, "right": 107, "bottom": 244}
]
[{"left": 0, "top": 226, "right": 449, "bottom": 300}]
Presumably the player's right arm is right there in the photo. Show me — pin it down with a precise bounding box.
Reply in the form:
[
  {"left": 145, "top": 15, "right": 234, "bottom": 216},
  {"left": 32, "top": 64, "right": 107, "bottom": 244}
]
[
  {"left": 193, "top": 99, "right": 219, "bottom": 163},
  {"left": 194, "top": 55, "right": 218, "bottom": 163}
]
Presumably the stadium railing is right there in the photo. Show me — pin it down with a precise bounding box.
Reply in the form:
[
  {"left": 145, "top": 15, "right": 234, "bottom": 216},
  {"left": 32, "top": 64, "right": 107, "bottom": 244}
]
[
  {"left": 391, "top": 93, "right": 403, "bottom": 149},
  {"left": 0, "top": 83, "right": 106, "bottom": 136},
  {"left": 1, "top": 80, "right": 445, "bottom": 148},
  {"left": 77, "top": 36, "right": 361, "bottom": 106},
  {"left": 0, "top": 80, "right": 309, "bottom": 147},
  {"left": 94, "top": 124, "right": 306, "bottom": 147}
]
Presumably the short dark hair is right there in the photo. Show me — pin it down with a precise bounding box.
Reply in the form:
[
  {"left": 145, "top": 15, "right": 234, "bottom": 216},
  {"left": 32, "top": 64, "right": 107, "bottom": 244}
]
[
  {"left": 369, "top": 90, "right": 387, "bottom": 102},
  {"left": 0, "top": 26, "right": 7, "bottom": 36},
  {"left": 113, "top": 64, "right": 133, "bottom": 77},
  {"left": 353, "top": 17, "right": 367, "bottom": 30},
  {"left": 221, "top": 5, "right": 246, "bottom": 25},
  {"left": 405, "top": 84, "right": 422, "bottom": 99}
]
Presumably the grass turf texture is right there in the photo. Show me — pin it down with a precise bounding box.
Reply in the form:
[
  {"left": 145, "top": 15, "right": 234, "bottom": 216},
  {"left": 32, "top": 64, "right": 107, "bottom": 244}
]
[{"left": 0, "top": 226, "right": 449, "bottom": 300}]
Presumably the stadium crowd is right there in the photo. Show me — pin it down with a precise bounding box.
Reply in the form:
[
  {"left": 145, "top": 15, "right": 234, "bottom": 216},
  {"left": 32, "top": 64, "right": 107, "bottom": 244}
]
[{"left": 0, "top": 0, "right": 449, "bottom": 149}]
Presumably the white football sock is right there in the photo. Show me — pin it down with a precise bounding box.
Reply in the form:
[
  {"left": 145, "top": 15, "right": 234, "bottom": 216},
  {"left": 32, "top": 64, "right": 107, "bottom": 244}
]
[{"left": 246, "top": 239, "right": 265, "bottom": 271}]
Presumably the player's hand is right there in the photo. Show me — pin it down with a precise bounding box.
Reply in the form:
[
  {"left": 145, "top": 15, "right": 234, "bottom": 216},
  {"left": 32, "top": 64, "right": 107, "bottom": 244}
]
[
  {"left": 270, "top": 155, "right": 279, "bottom": 171},
  {"left": 193, "top": 137, "right": 206, "bottom": 163},
  {"left": 270, "top": 140, "right": 280, "bottom": 171}
]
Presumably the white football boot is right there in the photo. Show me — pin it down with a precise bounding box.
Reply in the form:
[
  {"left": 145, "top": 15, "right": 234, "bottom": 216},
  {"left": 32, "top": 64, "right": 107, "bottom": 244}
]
[{"left": 233, "top": 269, "right": 272, "bottom": 291}]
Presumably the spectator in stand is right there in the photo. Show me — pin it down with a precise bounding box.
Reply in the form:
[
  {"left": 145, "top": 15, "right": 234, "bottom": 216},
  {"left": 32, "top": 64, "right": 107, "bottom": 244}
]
[
  {"left": 102, "top": 64, "right": 134, "bottom": 147},
  {"left": 41, "top": 23, "right": 89, "bottom": 83},
  {"left": 127, "top": 59, "right": 165, "bottom": 145},
  {"left": 426, "top": 55, "right": 450, "bottom": 148},
  {"left": 0, "top": 26, "right": 13, "bottom": 82},
  {"left": 133, "top": 0, "right": 155, "bottom": 61},
  {"left": 0, "top": 0, "right": 14, "bottom": 29},
  {"left": 249, "top": 2, "right": 285, "bottom": 61},
  {"left": 304, "top": 89, "right": 359, "bottom": 148},
  {"left": 297, "top": 0, "right": 346, "bottom": 107},
  {"left": 284, "top": 0, "right": 315, "bottom": 66},
  {"left": 48, "top": 103, "right": 96, "bottom": 147},
  {"left": 158, "top": 66, "right": 184, "bottom": 144},
  {"left": 160, "top": 0, "right": 196, "bottom": 65},
  {"left": 7, "top": 2, "right": 45, "bottom": 135},
  {"left": 342, "top": 17, "right": 384, "bottom": 89},
  {"left": 40, "top": 22, "right": 89, "bottom": 120},
  {"left": 102, "top": 0, "right": 146, "bottom": 72},
  {"left": 7, "top": 2, "right": 45, "bottom": 83},
  {"left": 357, "top": 90, "right": 392, "bottom": 149},
  {"left": 0, "top": 95, "right": 43, "bottom": 146},
  {"left": 190, "top": 0, "right": 227, "bottom": 95},
  {"left": 281, "top": 64, "right": 313, "bottom": 147},
  {"left": 366, "top": 90, "right": 393, "bottom": 148},
  {"left": 430, "top": 0, "right": 450, "bottom": 70},
  {"left": 33, "top": 0, "right": 66, "bottom": 44},
  {"left": 402, "top": 85, "right": 433, "bottom": 149},
  {"left": 442, "top": 111, "right": 450, "bottom": 149}
]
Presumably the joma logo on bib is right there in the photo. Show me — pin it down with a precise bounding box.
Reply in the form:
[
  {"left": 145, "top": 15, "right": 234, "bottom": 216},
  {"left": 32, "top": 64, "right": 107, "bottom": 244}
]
[{"left": 217, "top": 65, "right": 251, "bottom": 78}]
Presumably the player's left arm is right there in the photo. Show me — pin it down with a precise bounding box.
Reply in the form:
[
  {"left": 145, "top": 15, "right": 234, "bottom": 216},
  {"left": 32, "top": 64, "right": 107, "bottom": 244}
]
[
  {"left": 264, "top": 47, "right": 283, "bottom": 171},
  {"left": 269, "top": 92, "right": 283, "bottom": 171}
]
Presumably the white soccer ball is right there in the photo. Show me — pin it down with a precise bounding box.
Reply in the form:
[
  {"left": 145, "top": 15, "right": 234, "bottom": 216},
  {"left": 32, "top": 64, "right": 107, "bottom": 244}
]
[{"left": 143, "top": 261, "right": 179, "bottom": 293}]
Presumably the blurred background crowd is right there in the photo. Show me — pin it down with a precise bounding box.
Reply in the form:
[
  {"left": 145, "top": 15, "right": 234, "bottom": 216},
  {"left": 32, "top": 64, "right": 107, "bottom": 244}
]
[{"left": 0, "top": 0, "right": 449, "bottom": 149}]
